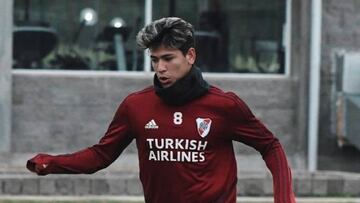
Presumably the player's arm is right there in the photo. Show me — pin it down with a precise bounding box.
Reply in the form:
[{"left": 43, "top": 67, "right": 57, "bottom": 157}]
[
  {"left": 227, "top": 93, "right": 296, "bottom": 203},
  {"left": 26, "top": 100, "right": 133, "bottom": 175}
]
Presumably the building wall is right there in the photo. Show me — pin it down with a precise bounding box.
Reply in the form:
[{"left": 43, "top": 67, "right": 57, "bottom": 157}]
[
  {"left": 7, "top": 0, "right": 360, "bottom": 173},
  {"left": 11, "top": 70, "right": 306, "bottom": 171},
  {"left": 319, "top": 0, "right": 360, "bottom": 171},
  {"left": 291, "top": 0, "right": 312, "bottom": 170},
  {"left": 7, "top": 0, "right": 312, "bottom": 172},
  {"left": 0, "top": 0, "right": 13, "bottom": 152}
]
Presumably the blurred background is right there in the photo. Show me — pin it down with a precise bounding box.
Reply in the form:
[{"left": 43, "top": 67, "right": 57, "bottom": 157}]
[
  {"left": 0, "top": 0, "right": 360, "bottom": 201},
  {"left": 11, "top": 0, "right": 286, "bottom": 73}
]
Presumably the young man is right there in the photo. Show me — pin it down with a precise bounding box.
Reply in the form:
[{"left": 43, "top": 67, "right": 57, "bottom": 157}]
[{"left": 27, "top": 17, "right": 296, "bottom": 203}]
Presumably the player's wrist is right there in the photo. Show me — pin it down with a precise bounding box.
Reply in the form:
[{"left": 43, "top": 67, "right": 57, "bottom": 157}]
[{"left": 26, "top": 153, "right": 55, "bottom": 175}]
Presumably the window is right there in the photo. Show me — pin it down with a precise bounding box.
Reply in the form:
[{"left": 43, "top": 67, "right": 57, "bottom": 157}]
[
  {"left": 153, "top": 0, "right": 288, "bottom": 74},
  {"left": 13, "top": 0, "right": 289, "bottom": 74},
  {"left": 13, "top": 0, "right": 145, "bottom": 71}
]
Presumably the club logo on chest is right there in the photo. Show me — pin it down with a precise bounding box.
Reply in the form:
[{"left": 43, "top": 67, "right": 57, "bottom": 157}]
[{"left": 196, "top": 118, "right": 212, "bottom": 138}]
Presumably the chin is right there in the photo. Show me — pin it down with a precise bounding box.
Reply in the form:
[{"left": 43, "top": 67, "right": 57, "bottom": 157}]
[{"left": 162, "top": 84, "right": 172, "bottom": 88}]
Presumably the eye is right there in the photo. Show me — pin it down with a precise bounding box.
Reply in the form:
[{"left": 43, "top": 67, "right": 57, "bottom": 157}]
[
  {"left": 163, "top": 56, "right": 174, "bottom": 61},
  {"left": 151, "top": 58, "right": 158, "bottom": 63}
]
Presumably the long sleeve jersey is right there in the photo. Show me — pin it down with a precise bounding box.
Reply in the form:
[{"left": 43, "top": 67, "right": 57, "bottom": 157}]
[{"left": 27, "top": 86, "right": 296, "bottom": 203}]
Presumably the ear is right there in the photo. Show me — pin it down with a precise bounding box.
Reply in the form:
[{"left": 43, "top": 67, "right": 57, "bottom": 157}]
[{"left": 186, "top": 47, "right": 196, "bottom": 65}]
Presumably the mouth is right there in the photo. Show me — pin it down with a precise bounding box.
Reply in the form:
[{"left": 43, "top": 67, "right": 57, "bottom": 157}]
[{"left": 158, "top": 76, "right": 172, "bottom": 87}]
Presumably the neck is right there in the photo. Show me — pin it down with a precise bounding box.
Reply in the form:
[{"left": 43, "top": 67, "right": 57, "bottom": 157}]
[{"left": 154, "top": 66, "right": 209, "bottom": 105}]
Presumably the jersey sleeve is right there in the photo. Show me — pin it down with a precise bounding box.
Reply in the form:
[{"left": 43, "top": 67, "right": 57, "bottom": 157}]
[
  {"left": 227, "top": 92, "right": 296, "bottom": 203},
  {"left": 27, "top": 98, "right": 134, "bottom": 175}
]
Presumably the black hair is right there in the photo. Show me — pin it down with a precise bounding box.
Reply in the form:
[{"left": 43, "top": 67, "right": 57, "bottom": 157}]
[{"left": 136, "top": 17, "right": 195, "bottom": 55}]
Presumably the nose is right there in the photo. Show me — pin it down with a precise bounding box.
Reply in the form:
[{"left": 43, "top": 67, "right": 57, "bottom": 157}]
[{"left": 155, "top": 59, "right": 167, "bottom": 73}]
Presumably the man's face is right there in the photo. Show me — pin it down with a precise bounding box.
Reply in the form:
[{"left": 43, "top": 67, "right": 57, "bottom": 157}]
[{"left": 150, "top": 45, "right": 196, "bottom": 88}]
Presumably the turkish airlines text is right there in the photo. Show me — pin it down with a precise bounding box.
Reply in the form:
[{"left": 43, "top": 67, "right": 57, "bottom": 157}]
[{"left": 146, "top": 138, "right": 208, "bottom": 163}]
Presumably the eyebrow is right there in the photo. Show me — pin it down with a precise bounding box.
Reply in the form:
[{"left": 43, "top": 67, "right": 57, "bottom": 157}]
[{"left": 150, "top": 53, "right": 174, "bottom": 59}]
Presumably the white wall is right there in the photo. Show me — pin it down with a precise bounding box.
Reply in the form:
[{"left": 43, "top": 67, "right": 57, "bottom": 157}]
[{"left": 0, "top": 0, "right": 13, "bottom": 152}]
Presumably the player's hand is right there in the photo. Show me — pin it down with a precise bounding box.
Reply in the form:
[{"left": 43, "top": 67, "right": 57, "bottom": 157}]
[{"left": 26, "top": 154, "right": 53, "bottom": 176}]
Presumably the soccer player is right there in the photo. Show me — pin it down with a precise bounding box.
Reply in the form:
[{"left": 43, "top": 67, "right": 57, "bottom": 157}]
[{"left": 27, "top": 17, "right": 296, "bottom": 203}]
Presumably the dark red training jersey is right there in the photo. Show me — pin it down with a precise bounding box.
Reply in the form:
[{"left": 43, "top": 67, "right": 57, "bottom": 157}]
[{"left": 28, "top": 86, "right": 296, "bottom": 203}]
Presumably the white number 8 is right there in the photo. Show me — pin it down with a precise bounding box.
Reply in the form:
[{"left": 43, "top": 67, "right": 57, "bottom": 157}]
[{"left": 173, "top": 112, "right": 183, "bottom": 125}]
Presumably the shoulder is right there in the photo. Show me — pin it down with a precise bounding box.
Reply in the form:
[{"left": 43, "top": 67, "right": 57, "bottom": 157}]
[
  {"left": 115, "top": 86, "right": 155, "bottom": 109},
  {"left": 207, "top": 85, "right": 253, "bottom": 117},
  {"left": 124, "top": 86, "right": 155, "bottom": 102},
  {"left": 114, "top": 86, "right": 155, "bottom": 114},
  {"left": 128, "top": 86, "right": 154, "bottom": 96},
  {"left": 207, "top": 85, "right": 243, "bottom": 105}
]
